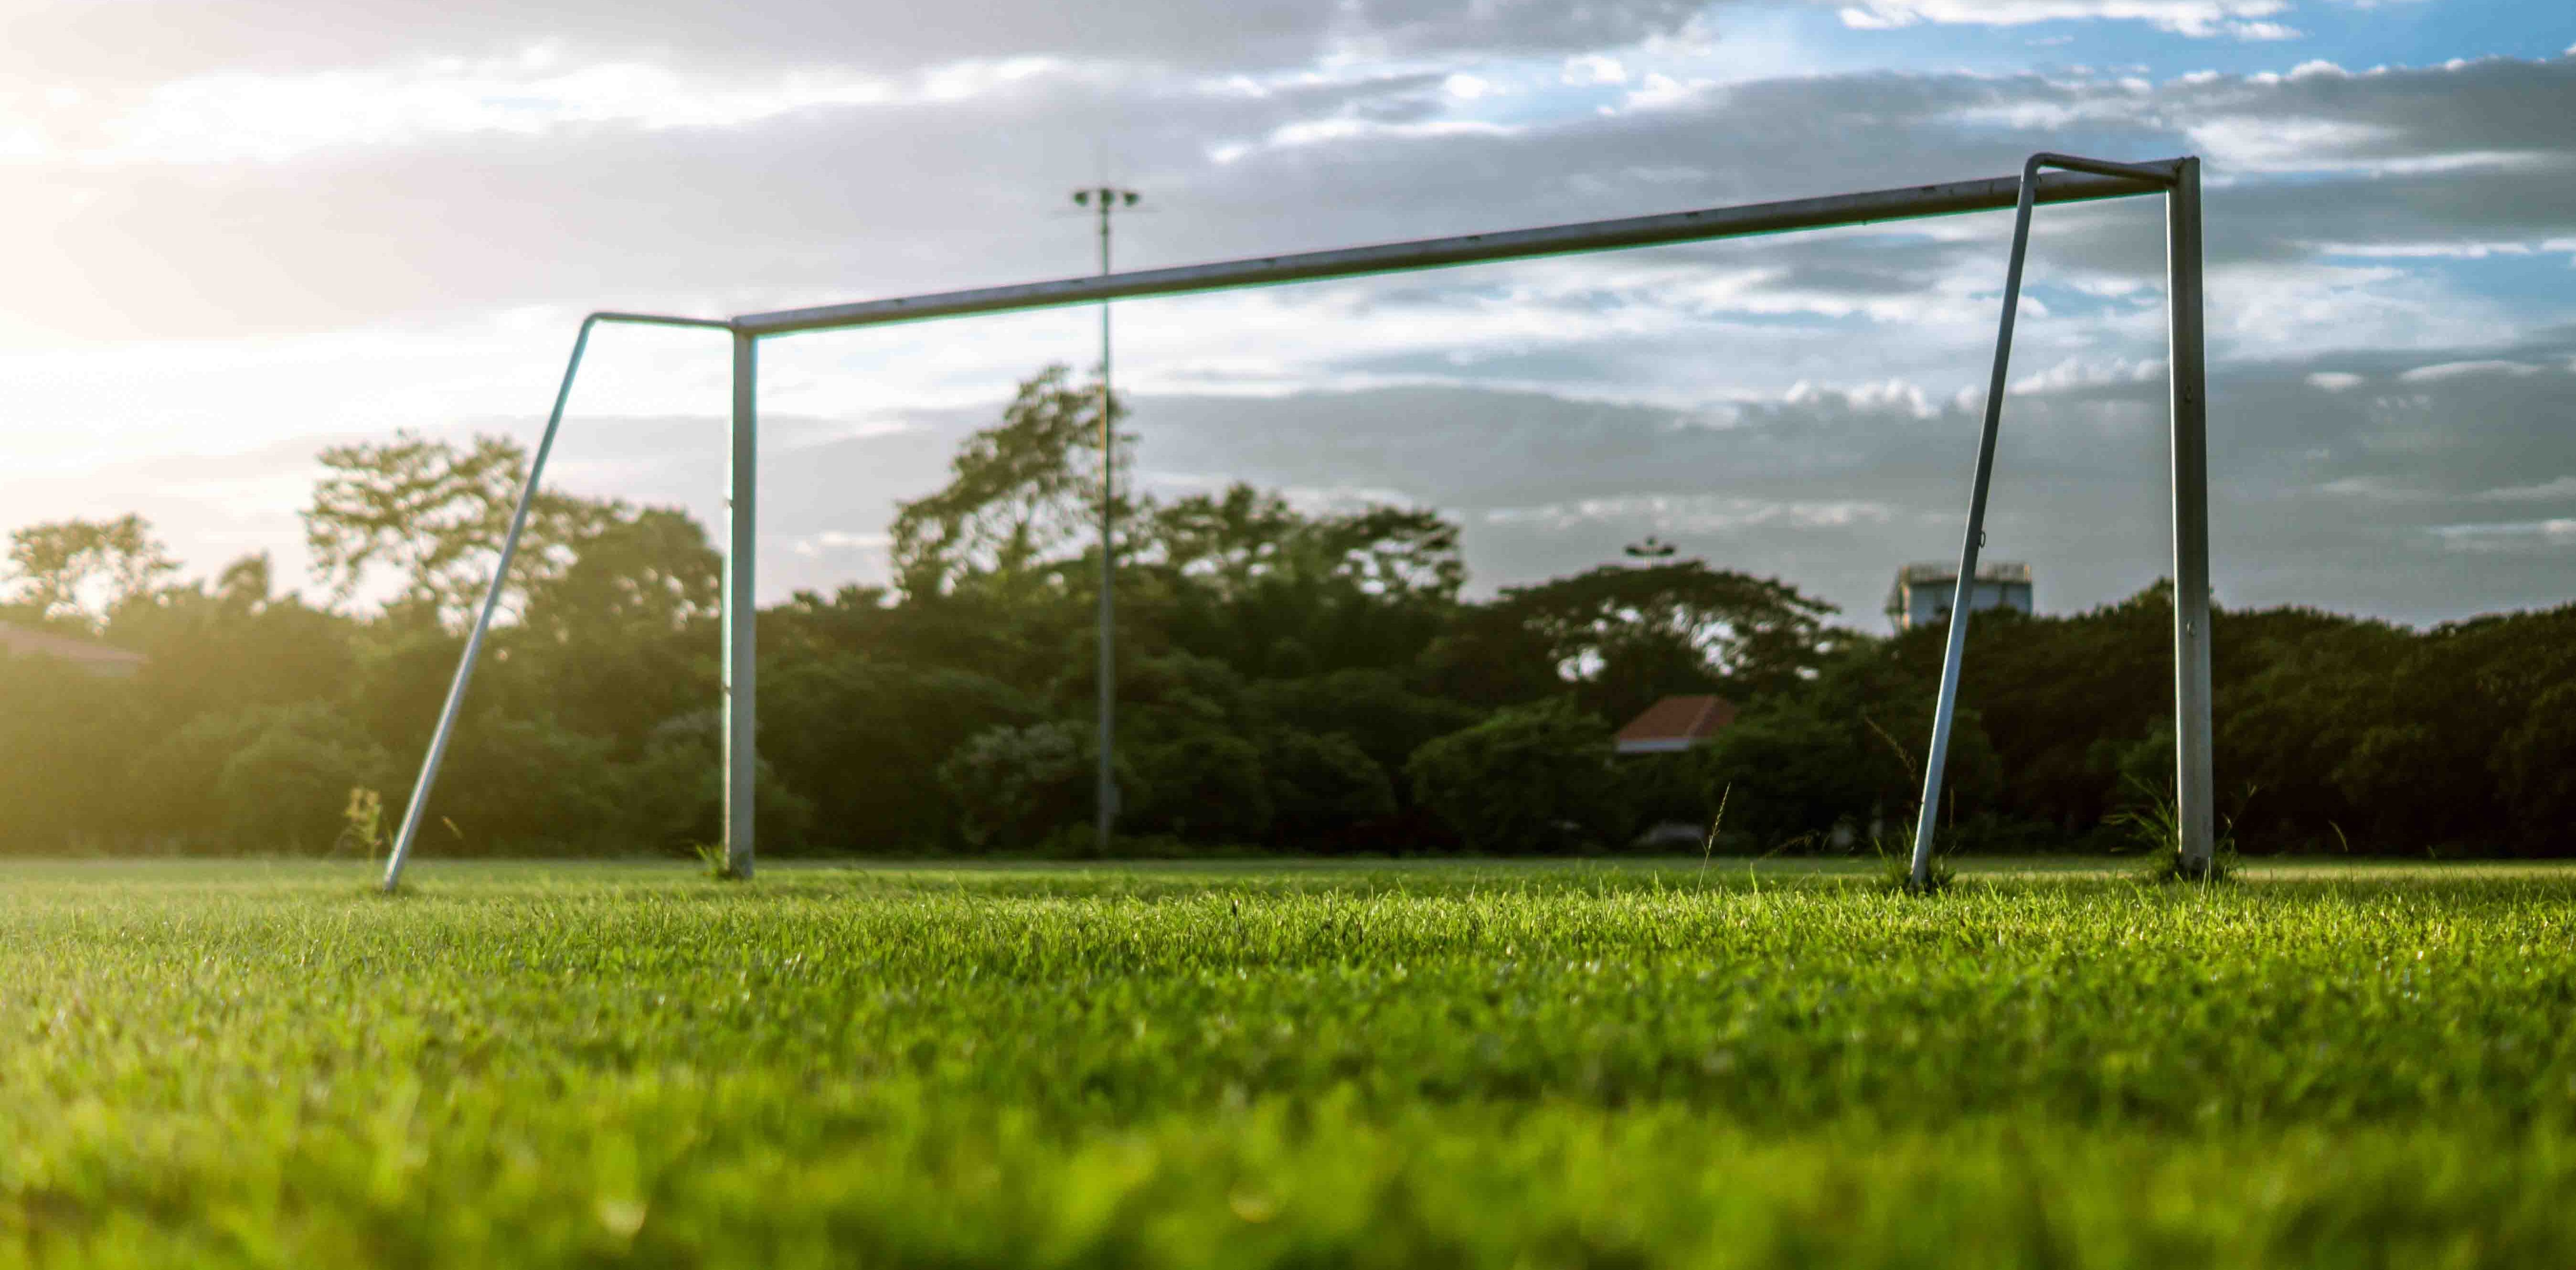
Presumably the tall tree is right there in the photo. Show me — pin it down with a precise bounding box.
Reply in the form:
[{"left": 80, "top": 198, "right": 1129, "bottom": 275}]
[
  {"left": 1146, "top": 483, "right": 1464, "bottom": 674},
  {"left": 1492, "top": 560, "right": 1839, "bottom": 722},
  {"left": 3, "top": 514, "right": 178, "bottom": 629},
  {"left": 1150, "top": 485, "right": 1462, "bottom": 603},
  {"left": 887, "top": 364, "right": 1129, "bottom": 602},
  {"left": 303, "top": 429, "right": 613, "bottom": 627}
]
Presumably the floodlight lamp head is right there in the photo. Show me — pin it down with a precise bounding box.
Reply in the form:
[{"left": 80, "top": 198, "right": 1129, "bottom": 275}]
[
  {"left": 1122, "top": 191, "right": 1139, "bottom": 206},
  {"left": 1072, "top": 190, "right": 1090, "bottom": 206}
]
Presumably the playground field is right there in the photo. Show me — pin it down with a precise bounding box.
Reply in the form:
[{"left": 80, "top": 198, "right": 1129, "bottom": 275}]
[{"left": 3, "top": 858, "right": 2571, "bottom": 1267}]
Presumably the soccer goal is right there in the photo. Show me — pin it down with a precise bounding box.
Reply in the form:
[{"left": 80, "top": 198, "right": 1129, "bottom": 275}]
[{"left": 380, "top": 152, "right": 2212, "bottom": 892}]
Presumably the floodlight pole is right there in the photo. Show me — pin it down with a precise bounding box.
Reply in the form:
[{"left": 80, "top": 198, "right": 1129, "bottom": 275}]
[
  {"left": 1907, "top": 153, "right": 2200, "bottom": 888},
  {"left": 1075, "top": 185, "right": 1138, "bottom": 851}
]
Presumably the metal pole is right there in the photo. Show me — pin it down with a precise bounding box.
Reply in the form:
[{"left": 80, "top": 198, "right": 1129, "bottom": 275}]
[
  {"left": 1091, "top": 189, "right": 1121, "bottom": 852},
  {"left": 739, "top": 170, "right": 2171, "bottom": 338},
  {"left": 724, "top": 331, "right": 759, "bottom": 879},
  {"left": 2167, "top": 158, "right": 2217, "bottom": 874},
  {"left": 1907, "top": 161, "right": 2041, "bottom": 890}
]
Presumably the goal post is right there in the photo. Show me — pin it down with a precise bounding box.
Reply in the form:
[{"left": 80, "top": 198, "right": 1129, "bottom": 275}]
[{"left": 380, "top": 154, "right": 2210, "bottom": 892}]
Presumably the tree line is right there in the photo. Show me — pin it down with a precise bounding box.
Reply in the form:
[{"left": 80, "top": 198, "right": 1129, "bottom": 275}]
[{"left": 4, "top": 365, "right": 2570, "bottom": 858}]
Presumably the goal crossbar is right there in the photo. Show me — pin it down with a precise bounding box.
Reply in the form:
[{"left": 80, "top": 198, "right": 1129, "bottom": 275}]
[{"left": 380, "top": 152, "right": 2208, "bottom": 890}]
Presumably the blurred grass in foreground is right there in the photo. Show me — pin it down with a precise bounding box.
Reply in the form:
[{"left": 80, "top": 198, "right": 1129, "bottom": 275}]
[{"left": 1, "top": 859, "right": 2570, "bottom": 1267}]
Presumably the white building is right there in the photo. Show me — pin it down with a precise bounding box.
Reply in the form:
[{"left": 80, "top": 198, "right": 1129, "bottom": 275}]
[{"left": 1885, "top": 562, "right": 2033, "bottom": 631}]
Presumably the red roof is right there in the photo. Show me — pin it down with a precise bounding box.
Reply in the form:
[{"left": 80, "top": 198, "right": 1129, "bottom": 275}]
[{"left": 1614, "top": 694, "right": 1736, "bottom": 753}]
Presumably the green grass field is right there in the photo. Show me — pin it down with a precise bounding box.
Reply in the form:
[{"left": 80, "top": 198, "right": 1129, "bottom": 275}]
[{"left": 3, "top": 859, "right": 2572, "bottom": 1267}]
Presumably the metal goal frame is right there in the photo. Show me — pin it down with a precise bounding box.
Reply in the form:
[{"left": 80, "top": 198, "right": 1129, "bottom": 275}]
[{"left": 379, "top": 151, "right": 2212, "bottom": 891}]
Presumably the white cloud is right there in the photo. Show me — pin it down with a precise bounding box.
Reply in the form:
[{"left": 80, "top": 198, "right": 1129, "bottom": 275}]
[
  {"left": 2310, "top": 240, "right": 2550, "bottom": 260},
  {"left": 1561, "top": 55, "right": 1629, "bottom": 86},
  {"left": 791, "top": 530, "right": 892, "bottom": 557},
  {"left": 1261, "top": 116, "right": 1519, "bottom": 149},
  {"left": 2397, "top": 359, "right": 2544, "bottom": 383},
  {"left": 1785, "top": 377, "right": 1942, "bottom": 418},
  {"left": 2010, "top": 355, "right": 2165, "bottom": 396},
  {"left": 1483, "top": 493, "right": 1899, "bottom": 532},
  {"left": 2427, "top": 519, "right": 2576, "bottom": 552},
  {"left": 1443, "top": 73, "right": 1495, "bottom": 100},
  {"left": 1616, "top": 71, "right": 1720, "bottom": 111},
  {"left": 2305, "top": 372, "right": 2365, "bottom": 392},
  {"left": 40, "top": 54, "right": 1102, "bottom": 165},
  {"left": 2475, "top": 476, "right": 2576, "bottom": 502},
  {"left": 1834, "top": 0, "right": 2294, "bottom": 39},
  {"left": 2316, "top": 475, "right": 2437, "bottom": 502}
]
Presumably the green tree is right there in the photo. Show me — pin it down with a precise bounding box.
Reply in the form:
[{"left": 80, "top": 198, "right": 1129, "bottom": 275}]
[
  {"left": 303, "top": 429, "right": 616, "bottom": 626},
  {"left": 888, "top": 365, "right": 1128, "bottom": 602},
  {"left": 1452, "top": 560, "right": 1837, "bottom": 724},
  {"left": 3, "top": 514, "right": 178, "bottom": 629},
  {"left": 1147, "top": 484, "right": 1464, "bottom": 675}
]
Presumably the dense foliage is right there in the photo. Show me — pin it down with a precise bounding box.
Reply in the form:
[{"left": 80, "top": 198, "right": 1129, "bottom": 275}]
[
  {"left": 2, "top": 365, "right": 2570, "bottom": 857},
  {"left": 1, "top": 860, "right": 2572, "bottom": 1266}
]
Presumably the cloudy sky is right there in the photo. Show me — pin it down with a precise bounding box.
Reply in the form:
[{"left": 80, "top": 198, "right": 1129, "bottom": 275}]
[{"left": 3, "top": 0, "right": 2571, "bottom": 626}]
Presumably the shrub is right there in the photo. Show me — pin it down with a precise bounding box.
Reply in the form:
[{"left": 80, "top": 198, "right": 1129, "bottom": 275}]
[
  {"left": 615, "top": 709, "right": 816, "bottom": 855},
  {"left": 213, "top": 704, "right": 393, "bottom": 852},
  {"left": 2493, "top": 681, "right": 2576, "bottom": 853},
  {"left": 0, "top": 654, "right": 148, "bottom": 853},
  {"left": 1249, "top": 670, "right": 1480, "bottom": 778},
  {"left": 938, "top": 721, "right": 1098, "bottom": 851},
  {"left": 1405, "top": 699, "right": 1626, "bottom": 854},
  {"left": 1130, "top": 731, "right": 1272, "bottom": 845},
  {"left": 1264, "top": 729, "right": 1397, "bottom": 846},
  {"left": 425, "top": 715, "right": 626, "bottom": 853},
  {"left": 758, "top": 656, "right": 1035, "bottom": 852},
  {"left": 1697, "top": 707, "right": 1876, "bottom": 849}
]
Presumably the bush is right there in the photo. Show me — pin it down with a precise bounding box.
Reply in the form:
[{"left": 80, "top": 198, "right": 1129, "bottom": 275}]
[
  {"left": 1264, "top": 729, "right": 1397, "bottom": 846},
  {"left": 1405, "top": 699, "right": 1626, "bottom": 854},
  {"left": 1129, "top": 731, "right": 1272, "bottom": 845},
  {"left": 1697, "top": 707, "right": 1876, "bottom": 849},
  {"left": 2492, "top": 681, "right": 2576, "bottom": 853},
  {"left": 759, "top": 656, "right": 1035, "bottom": 852},
  {"left": 423, "top": 714, "right": 626, "bottom": 853},
  {"left": 1619, "top": 750, "right": 1715, "bottom": 845},
  {"left": 129, "top": 709, "right": 264, "bottom": 845},
  {"left": 214, "top": 705, "right": 393, "bottom": 852},
  {"left": 0, "top": 654, "right": 148, "bottom": 852},
  {"left": 1250, "top": 670, "right": 1480, "bottom": 779},
  {"left": 939, "top": 721, "right": 1103, "bottom": 851},
  {"left": 614, "top": 709, "right": 817, "bottom": 855}
]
